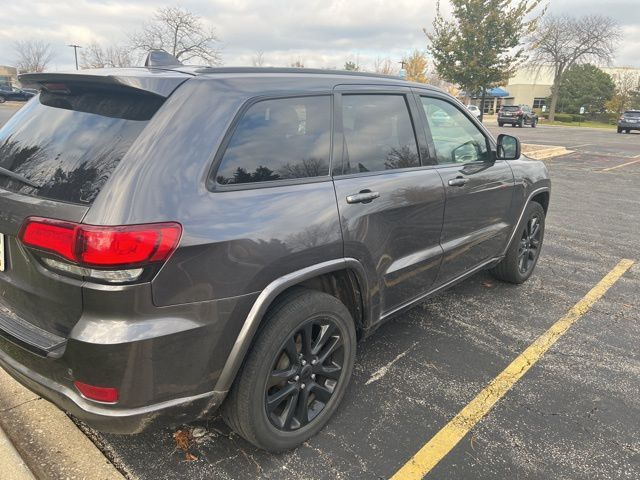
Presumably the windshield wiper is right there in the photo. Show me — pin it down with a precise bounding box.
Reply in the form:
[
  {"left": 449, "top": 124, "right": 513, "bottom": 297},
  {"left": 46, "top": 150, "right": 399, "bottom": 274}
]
[{"left": 0, "top": 166, "right": 41, "bottom": 189}]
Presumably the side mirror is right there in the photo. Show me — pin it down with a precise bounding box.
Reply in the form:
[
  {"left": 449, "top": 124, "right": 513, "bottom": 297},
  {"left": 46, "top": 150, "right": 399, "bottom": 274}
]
[{"left": 496, "top": 134, "right": 521, "bottom": 160}]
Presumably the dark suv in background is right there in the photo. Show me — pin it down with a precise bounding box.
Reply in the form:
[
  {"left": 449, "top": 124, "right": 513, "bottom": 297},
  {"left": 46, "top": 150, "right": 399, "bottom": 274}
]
[
  {"left": 0, "top": 86, "right": 36, "bottom": 103},
  {"left": 0, "top": 52, "right": 550, "bottom": 451},
  {"left": 498, "top": 104, "right": 538, "bottom": 128},
  {"left": 617, "top": 110, "right": 640, "bottom": 133}
]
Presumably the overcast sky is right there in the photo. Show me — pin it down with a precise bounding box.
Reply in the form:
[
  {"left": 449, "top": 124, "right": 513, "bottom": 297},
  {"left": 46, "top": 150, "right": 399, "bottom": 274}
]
[{"left": 1, "top": 0, "right": 638, "bottom": 72}]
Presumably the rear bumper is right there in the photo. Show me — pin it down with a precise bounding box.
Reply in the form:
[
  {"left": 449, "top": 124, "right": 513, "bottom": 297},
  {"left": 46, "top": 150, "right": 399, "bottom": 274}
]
[
  {"left": 498, "top": 116, "right": 522, "bottom": 123},
  {"left": 618, "top": 122, "right": 640, "bottom": 130},
  {"left": 0, "top": 341, "right": 226, "bottom": 434}
]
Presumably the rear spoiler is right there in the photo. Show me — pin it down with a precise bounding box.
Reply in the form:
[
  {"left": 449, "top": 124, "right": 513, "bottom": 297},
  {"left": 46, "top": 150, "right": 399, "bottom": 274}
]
[{"left": 19, "top": 67, "right": 192, "bottom": 98}]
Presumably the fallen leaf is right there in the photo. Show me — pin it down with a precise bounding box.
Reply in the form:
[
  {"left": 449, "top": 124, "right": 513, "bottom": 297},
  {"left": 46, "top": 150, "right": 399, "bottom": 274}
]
[
  {"left": 173, "top": 429, "right": 192, "bottom": 452},
  {"left": 185, "top": 452, "right": 198, "bottom": 462}
]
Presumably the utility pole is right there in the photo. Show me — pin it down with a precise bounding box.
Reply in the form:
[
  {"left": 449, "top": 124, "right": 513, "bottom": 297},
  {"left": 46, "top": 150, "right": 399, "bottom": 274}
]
[{"left": 67, "top": 44, "right": 82, "bottom": 70}]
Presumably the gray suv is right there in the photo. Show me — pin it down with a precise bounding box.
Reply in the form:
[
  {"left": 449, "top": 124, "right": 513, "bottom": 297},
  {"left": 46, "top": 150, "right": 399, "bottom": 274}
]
[{"left": 0, "top": 55, "right": 550, "bottom": 451}]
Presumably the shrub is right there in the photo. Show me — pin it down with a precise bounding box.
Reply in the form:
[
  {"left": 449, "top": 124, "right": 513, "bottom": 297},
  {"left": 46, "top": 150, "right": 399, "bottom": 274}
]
[{"left": 554, "top": 113, "right": 573, "bottom": 123}]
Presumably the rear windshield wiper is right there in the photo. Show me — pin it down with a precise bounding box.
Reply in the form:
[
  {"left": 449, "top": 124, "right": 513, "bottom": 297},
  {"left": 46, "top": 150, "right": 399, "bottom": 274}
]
[{"left": 0, "top": 166, "right": 41, "bottom": 189}]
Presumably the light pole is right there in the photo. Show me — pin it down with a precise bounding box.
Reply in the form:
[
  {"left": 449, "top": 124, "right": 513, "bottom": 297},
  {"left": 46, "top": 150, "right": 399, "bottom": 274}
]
[{"left": 67, "top": 44, "right": 82, "bottom": 70}]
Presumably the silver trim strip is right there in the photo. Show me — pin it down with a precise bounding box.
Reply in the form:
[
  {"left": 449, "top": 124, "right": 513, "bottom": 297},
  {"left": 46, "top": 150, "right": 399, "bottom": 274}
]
[
  {"left": 213, "top": 258, "right": 365, "bottom": 393},
  {"left": 381, "top": 256, "right": 499, "bottom": 320}
]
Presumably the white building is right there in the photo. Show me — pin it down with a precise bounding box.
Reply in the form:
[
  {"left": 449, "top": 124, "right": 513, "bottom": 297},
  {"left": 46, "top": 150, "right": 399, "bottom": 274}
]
[{"left": 471, "top": 66, "right": 640, "bottom": 113}]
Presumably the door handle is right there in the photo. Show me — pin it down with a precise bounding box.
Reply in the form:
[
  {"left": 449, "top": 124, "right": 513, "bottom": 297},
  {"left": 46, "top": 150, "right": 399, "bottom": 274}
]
[
  {"left": 448, "top": 177, "right": 468, "bottom": 187},
  {"left": 346, "top": 190, "right": 380, "bottom": 204}
]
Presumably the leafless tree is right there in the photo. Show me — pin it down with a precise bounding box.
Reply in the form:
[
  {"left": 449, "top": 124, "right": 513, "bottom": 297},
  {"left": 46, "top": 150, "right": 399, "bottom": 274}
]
[
  {"left": 528, "top": 14, "right": 621, "bottom": 121},
  {"left": 13, "top": 40, "right": 55, "bottom": 73},
  {"left": 130, "top": 6, "right": 221, "bottom": 65},
  {"left": 251, "top": 50, "right": 265, "bottom": 67},
  {"left": 373, "top": 57, "right": 396, "bottom": 75},
  {"left": 80, "top": 42, "right": 135, "bottom": 69},
  {"left": 606, "top": 69, "right": 640, "bottom": 113},
  {"left": 290, "top": 58, "right": 305, "bottom": 68}
]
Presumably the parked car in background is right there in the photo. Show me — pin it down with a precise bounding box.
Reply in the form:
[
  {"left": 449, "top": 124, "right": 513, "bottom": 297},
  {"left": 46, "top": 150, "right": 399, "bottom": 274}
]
[
  {"left": 617, "top": 110, "right": 640, "bottom": 133},
  {"left": 498, "top": 104, "right": 538, "bottom": 128},
  {"left": 0, "top": 54, "right": 550, "bottom": 452},
  {"left": 0, "top": 86, "right": 36, "bottom": 102},
  {"left": 466, "top": 104, "right": 481, "bottom": 119}
]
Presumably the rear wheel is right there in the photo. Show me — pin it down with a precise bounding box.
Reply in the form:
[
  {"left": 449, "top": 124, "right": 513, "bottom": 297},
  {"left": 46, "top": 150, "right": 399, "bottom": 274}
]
[
  {"left": 517, "top": 118, "right": 524, "bottom": 128},
  {"left": 491, "top": 202, "right": 545, "bottom": 284},
  {"left": 498, "top": 122, "right": 504, "bottom": 127},
  {"left": 617, "top": 127, "right": 623, "bottom": 133},
  {"left": 222, "top": 288, "right": 356, "bottom": 451},
  {"left": 531, "top": 118, "right": 537, "bottom": 128}
]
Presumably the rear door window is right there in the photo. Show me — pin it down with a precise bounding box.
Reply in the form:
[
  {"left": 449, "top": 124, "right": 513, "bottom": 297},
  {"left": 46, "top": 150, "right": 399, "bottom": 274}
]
[
  {"left": 0, "top": 89, "right": 162, "bottom": 204},
  {"left": 214, "top": 96, "right": 331, "bottom": 185},
  {"left": 337, "top": 94, "right": 420, "bottom": 175}
]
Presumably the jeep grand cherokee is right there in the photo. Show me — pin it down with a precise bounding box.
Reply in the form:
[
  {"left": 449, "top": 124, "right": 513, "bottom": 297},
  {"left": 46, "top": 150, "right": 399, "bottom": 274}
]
[{"left": 0, "top": 51, "right": 550, "bottom": 451}]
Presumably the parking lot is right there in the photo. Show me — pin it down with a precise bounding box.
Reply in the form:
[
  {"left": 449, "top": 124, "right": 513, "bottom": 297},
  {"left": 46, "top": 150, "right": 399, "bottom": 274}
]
[{"left": 1, "top": 104, "right": 639, "bottom": 479}]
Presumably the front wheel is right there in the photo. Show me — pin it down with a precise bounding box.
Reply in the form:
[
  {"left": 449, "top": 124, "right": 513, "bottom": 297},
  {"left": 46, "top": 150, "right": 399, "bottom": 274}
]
[
  {"left": 491, "top": 201, "right": 545, "bottom": 284},
  {"left": 617, "top": 127, "right": 623, "bottom": 133},
  {"left": 498, "top": 122, "right": 504, "bottom": 127},
  {"left": 222, "top": 288, "right": 357, "bottom": 451}
]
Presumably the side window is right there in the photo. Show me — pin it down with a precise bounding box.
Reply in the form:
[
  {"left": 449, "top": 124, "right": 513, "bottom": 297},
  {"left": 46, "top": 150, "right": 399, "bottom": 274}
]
[
  {"left": 420, "top": 97, "right": 489, "bottom": 164},
  {"left": 338, "top": 94, "right": 420, "bottom": 175},
  {"left": 215, "top": 96, "right": 331, "bottom": 185}
]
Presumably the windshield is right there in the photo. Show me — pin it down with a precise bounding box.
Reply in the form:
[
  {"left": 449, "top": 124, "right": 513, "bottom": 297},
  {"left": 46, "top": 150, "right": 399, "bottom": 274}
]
[{"left": 0, "top": 89, "right": 163, "bottom": 204}]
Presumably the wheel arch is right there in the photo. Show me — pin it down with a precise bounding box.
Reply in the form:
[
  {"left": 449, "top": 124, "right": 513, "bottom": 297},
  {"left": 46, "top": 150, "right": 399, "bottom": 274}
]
[{"left": 212, "top": 258, "right": 370, "bottom": 396}]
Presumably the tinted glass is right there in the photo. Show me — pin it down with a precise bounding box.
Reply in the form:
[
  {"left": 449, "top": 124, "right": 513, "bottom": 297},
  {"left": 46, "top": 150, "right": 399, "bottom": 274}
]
[
  {"left": 624, "top": 111, "right": 640, "bottom": 117},
  {"left": 339, "top": 94, "right": 419, "bottom": 175},
  {"left": 501, "top": 105, "right": 520, "bottom": 111},
  {"left": 421, "top": 97, "right": 489, "bottom": 164},
  {"left": 216, "top": 96, "right": 331, "bottom": 185},
  {"left": 0, "top": 90, "right": 162, "bottom": 204}
]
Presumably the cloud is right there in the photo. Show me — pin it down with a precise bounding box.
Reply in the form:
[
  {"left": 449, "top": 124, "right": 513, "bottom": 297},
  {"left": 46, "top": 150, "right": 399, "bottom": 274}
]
[{"left": 0, "top": 0, "right": 637, "bottom": 71}]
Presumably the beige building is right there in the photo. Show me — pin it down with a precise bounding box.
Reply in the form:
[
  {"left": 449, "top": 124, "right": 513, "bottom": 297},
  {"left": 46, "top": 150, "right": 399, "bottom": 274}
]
[
  {"left": 472, "top": 66, "right": 640, "bottom": 113},
  {"left": 0, "top": 65, "right": 18, "bottom": 89}
]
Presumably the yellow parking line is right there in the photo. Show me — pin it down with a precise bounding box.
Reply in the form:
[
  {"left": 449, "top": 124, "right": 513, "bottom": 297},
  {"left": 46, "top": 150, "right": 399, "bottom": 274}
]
[
  {"left": 390, "top": 258, "right": 635, "bottom": 480},
  {"left": 601, "top": 157, "right": 640, "bottom": 172}
]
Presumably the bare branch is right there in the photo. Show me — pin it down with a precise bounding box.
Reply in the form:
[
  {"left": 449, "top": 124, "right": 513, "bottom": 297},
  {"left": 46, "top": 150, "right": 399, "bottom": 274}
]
[
  {"left": 80, "top": 42, "right": 135, "bottom": 69},
  {"left": 13, "top": 40, "right": 55, "bottom": 73},
  {"left": 130, "top": 6, "right": 222, "bottom": 65},
  {"left": 527, "top": 14, "right": 621, "bottom": 120}
]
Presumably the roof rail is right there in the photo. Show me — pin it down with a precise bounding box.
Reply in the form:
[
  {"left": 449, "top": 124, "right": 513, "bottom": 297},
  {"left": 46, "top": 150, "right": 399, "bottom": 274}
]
[
  {"left": 144, "top": 50, "right": 183, "bottom": 68},
  {"left": 192, "top": 66, "right": 402, "bottom": 80}
]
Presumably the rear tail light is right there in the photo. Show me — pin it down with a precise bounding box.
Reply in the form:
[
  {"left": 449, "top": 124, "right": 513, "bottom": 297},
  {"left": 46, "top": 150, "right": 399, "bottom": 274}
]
[
  {"left": 74, "top": 381, "right": 119, "bottom": 403},
  {"left": 18, "top": 217, "right": 181, "bottom": 280}
]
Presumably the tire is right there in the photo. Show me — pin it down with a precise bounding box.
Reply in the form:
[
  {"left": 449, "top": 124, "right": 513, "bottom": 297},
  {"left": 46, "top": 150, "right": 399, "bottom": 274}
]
[
  {"left": 517, "top": 118, "right": 524, "bottom": 128},
  {"left": 490, "top": 201, "right": 545, "bottom": 284},
  {"left": 498, "top": 122, "right": 504, "bottom": 127},
  {"left": 626, "top": 129, "right": 631, "bottom": 134},
  {"left": 531, "top": 119, "right": 537, "bottom": 128},
  {"left": 222, "top": 288, "right": 357, "bottom": 451},
  {"left": 617, "top": 127, "right": 622, "bottom": 133},
  {"left": 0, "top": 96, "right": 5, "bottom": 104}
]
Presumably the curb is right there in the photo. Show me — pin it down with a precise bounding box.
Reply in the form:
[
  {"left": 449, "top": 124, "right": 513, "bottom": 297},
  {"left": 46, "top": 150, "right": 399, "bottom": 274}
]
[
  {"left": 0, "top": 424, "right": 35, "bottom": 479},
  {"left": 522, "top": 144, "right": 573, "bottom": 160},
  {"left": 0, "top": 367, "right": 125, "bottom": 479}
]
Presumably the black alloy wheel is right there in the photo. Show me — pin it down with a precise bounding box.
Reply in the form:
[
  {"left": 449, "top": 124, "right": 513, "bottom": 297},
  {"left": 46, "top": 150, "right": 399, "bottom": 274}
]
[
  {"left": 222, "top": 288, "right": 356, "bottom": 451},
  {"left": 265, "top": 318, "right": 345, "bottom": 431},
  {"left": 517, "top": 214, "right": 542, "bottom": 275}
]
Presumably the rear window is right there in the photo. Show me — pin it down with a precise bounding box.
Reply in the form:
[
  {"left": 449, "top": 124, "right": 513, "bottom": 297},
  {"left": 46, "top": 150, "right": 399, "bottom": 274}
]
[
  {"left": 0, "top": 89, "right": 163, "bottom": 204},
  {"left": 624, "top": 111, "right": 640, "bottom": 117},
  {"left": 214, "top": 96, "right": 331, "bottom": 186},
  {"left": 501, "top": 106, "right": 520, "bottom": 111}
]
